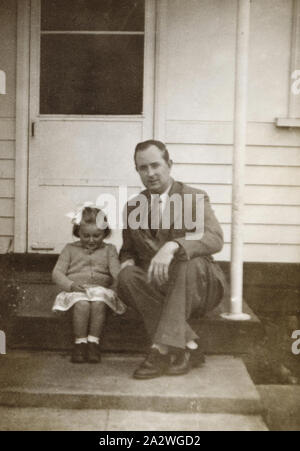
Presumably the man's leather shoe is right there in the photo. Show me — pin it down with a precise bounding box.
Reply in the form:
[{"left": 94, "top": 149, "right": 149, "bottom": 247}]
[
  {"left": 133, "top": 349, "right": 170, "bottom": 379},
  {"left": 167, "top": 347, "right": 205, "bottom": 376},
  {"left": 189, "top": 347, "right": 205, "bottom": 368}
]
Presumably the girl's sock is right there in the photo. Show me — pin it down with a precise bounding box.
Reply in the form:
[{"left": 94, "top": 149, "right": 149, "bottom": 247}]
[
  {"left": 87, "top": 335, "right": 100, "bottom": 345},
  {"left": 75, "top": 337, "right": 88, "bottom": 344}
]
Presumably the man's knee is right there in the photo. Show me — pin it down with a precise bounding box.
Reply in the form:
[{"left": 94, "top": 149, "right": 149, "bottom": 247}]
[
  {"left": 118, "top": 265, "right": 142, "bottom": 289},
  {"left": 117, "top": 265, "right": 149, "bottom": 310}
]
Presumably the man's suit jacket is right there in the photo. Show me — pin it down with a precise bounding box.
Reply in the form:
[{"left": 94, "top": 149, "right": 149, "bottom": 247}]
[{"left": 119, "top": 180, "right": 224, "bottom": 269}]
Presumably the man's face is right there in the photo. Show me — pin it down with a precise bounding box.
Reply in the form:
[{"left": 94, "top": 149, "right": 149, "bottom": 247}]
[{"left": 135, "top": 145, "right": 172, "bottom": 194}]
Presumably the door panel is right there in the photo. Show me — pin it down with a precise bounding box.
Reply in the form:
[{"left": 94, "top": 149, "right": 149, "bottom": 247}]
[{"left": 28, "top": 0, "right": 154, "bottom": 252}]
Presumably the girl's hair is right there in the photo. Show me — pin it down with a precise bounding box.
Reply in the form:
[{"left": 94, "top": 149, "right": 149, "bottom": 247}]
[{"left": 72, "top": 207, "right": 111, "bottom": 239}]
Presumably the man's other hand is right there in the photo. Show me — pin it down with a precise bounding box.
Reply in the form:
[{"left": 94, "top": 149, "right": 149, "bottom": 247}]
[{"left": 148, "top": 241, "right": 179, "bottom": 286}]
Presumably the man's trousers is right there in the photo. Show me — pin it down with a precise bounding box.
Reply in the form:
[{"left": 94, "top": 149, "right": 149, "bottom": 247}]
[{"left": 117, "top": 256, "right": 224, "bottom": 349}]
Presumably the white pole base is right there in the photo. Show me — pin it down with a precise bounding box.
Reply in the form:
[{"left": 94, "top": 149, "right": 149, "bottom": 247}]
[{"left": 220, "top": 312, "right": 251, "bottom": 321}]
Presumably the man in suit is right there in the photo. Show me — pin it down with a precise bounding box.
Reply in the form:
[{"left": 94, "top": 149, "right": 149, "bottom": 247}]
[{"left": 118, "top": 140, "right": 227, "bottom": 379}]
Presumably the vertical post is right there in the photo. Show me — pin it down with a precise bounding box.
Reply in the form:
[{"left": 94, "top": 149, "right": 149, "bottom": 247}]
[
  {"left": 142, "top": 0, "right": 156, "bottom": 140},
  {"left": 221, "top": 0, "right": 251, "bottom": 321},
  {"left": 14, "top": 0, "right": 31, "bottom": 252},
  {"left": 154, "top": 0, "right": 168, "bottom": 141},
  {"left": 288, "top": 0, "right": 300, "bottom": 118}
]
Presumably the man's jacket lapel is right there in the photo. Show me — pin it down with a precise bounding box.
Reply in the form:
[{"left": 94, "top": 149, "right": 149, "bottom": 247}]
[{"left": 156, "top": 180, "right": 183, "bottom": 243}]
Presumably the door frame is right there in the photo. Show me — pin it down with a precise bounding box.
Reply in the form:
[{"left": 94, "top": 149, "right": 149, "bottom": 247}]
[{"left": 15, "top": 0, "right": 165, "bottom": 253}]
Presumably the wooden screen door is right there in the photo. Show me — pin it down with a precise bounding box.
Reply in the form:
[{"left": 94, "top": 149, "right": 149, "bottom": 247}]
[{"left": 28, "top": 0, "right": 155, "bottom": 253}]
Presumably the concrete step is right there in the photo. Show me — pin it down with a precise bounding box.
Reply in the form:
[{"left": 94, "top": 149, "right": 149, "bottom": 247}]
[
  {"left": 0, "top": 352, "right": 263, "bottom": 416},
  {"left": 0, "top": 406, "right": 268, "bottom": 431},
  {"left": 7, "top": 273, "right": 262, "bottom": 353}
]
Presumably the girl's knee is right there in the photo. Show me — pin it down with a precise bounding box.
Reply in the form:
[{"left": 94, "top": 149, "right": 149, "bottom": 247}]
[{"left": 91, "top": 301, "right": 106, "bottom": 312}]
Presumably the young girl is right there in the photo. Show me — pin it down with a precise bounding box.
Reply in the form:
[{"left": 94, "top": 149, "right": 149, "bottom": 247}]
[{"left": 52, "top": 203, "right": 126, "bottom": 364}]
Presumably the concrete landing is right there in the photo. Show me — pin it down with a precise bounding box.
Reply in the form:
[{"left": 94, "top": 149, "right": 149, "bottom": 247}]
[
  {"left": 0, "top": 352, "right": 262, "bottom": 415},
  {"left": 0, "top": 407, "right": 268, "bottom": 431}
]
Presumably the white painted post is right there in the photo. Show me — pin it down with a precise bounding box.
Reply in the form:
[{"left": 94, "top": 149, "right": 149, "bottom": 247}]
[
  {"left": 154, "top": 0, "right": 168, "bottom": 141},
  {"left": 14, "top": 0, "right": 30, "bottom": 252},
  {"left": 221, "top": 0, "right": 251, "bottom": 321}
]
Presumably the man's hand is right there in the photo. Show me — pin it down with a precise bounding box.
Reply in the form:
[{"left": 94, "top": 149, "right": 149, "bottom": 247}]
[
  {"left": 148, "top": 241, "right": 179, "bottom": 286},
  {"left": 70, "top": 283, "right": 86, "bottom": 293},
  {"left": 120, "top": 259, "right": 135, "bottom": 270}
]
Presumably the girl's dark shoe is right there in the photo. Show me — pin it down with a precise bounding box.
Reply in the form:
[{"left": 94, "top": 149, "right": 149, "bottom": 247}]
[
  {"left": 71, "top": 343, "right": 87, "bottom": 363},
  {"left": 87, "top": 342, "right": 101, "bottom": 363},
  {"left": 167, "top": 347, "right": 205, "bottom": 376}
]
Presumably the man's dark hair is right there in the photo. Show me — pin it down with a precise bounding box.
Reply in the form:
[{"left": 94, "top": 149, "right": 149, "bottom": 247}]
[
  {"left": 72, "top": 207, "right": 111, "bottom": 239},
  {"left": 134, "top": 140, "right": 170, "bottom": 167}
]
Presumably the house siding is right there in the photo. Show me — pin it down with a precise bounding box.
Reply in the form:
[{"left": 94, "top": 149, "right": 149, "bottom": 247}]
[
  {"left": 163, "top": 0, "right": 300, "bottom": 262},
  {"left": 0, "top": 0, "right": 17, "bottom": 253},
  {"left": 0, "top": 0, "right": 299, "bottom": 263}
]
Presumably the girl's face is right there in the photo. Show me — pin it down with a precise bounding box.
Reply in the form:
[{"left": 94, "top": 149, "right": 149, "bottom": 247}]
[{"left": 79, "top": 223, "right": 105, "bottom": 251}]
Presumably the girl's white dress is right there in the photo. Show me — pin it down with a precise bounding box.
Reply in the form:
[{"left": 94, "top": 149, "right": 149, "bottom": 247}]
[
  {"left": 52, "top": 241, "right": 126, "bottom": 315},
  {"left": 53, "top": 285, "right": 126, "bottom": 314}
]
